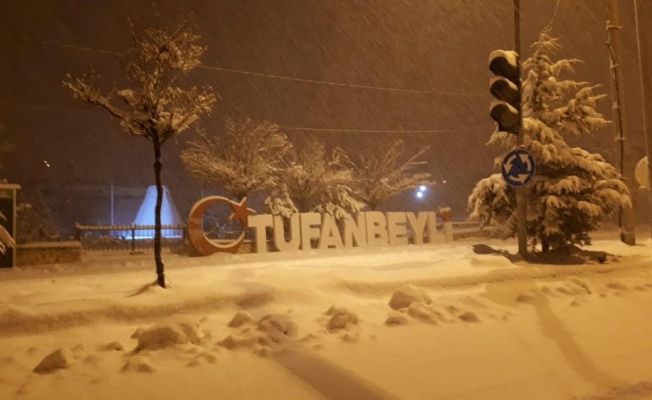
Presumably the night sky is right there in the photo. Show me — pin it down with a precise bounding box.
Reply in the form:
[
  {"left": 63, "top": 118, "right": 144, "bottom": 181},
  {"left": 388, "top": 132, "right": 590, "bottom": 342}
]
[{"left": 0, "top": 0, "right": 649, "bottom": 221}]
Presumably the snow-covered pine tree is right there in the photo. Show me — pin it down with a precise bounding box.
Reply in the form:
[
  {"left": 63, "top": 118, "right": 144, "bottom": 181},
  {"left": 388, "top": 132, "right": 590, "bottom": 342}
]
[
  {"left": 468, "top": 30, "right": 631, "bottom": 252},
  {"left": 65, "top": 22, "right": 217, "bottom": 287},
  {"left": 350, "top": 139, "right": 432, "bottom": 210},
  {"left": 181, "top": 118, "right": 291, "bottom": 200}
]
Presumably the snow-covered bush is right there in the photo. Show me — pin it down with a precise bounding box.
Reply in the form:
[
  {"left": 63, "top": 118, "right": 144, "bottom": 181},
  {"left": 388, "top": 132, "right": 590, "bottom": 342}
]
[
  {"left": 350, "top": 139, "right": 432, "bottom": 210},
  {"left": 264, "top": 185, "right": 298, "bottom": 219},
  {"left": 269, "top": 139, "right": 361, "bottom": 216},
  {"left": 181, "top": 118, "right": 291, "bottom": 200},
  {"left": 468, "top": 31, "right": 631, "bottom": 251},
  {"left": 314, "top": 184, "right": 366, "bottom": 220}
]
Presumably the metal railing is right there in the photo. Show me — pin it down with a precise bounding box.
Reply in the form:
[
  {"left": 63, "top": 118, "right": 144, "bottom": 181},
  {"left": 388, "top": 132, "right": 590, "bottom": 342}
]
[{"left": 75, "top": 223, "right": 186, "bottom": 252}]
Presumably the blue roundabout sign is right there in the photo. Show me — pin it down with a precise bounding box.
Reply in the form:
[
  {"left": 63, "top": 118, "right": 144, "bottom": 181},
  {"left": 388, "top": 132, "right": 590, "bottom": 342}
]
[{"left": 501, "top": 149, "right": 535, "bottom": 187}]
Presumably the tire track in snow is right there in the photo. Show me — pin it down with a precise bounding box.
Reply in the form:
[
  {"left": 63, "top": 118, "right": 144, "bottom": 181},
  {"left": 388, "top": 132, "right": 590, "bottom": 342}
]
[
  {"left": 0, "top": 289, "right": 275, "bottom": 337},
  {"left": 335, "top": 260, "right": 652, "bottom": 296}
]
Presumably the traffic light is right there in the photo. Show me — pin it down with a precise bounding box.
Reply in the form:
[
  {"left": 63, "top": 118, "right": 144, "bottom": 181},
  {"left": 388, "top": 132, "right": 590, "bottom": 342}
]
[{"left": 488, "top": 50, "right": 520, "bottom": 135}]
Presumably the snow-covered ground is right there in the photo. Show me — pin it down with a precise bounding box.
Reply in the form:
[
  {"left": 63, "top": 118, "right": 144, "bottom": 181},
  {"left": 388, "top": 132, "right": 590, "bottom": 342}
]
[{"left": 0, "top": 236, "right": 651, "bottom": 400}]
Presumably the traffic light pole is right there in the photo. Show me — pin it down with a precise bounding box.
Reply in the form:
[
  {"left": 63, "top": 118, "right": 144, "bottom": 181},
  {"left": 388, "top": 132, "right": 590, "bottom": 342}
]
[{"left": 514, "top": 0, "right": 528, "bottom": 258}]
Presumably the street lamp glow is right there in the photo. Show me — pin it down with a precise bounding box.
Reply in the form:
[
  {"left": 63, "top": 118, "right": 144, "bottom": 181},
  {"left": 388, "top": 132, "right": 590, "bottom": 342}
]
[
  {"left": 415, "top": 191, "right": 424, "bottom": 199},
  {"left": 418, "top": 185, "right": 427, "bottom": 192}
]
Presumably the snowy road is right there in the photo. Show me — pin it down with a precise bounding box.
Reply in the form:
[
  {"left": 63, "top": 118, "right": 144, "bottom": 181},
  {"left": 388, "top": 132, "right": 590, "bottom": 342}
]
[{"left": 0, "top": 238, "right": 651, "bottom": 399}]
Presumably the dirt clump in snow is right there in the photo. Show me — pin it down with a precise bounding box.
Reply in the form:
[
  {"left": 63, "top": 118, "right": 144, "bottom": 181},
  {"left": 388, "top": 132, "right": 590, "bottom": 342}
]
[
  {"left": 389, "top": 284, "right": 432, "bottom": 310},
  {"left": 121, "top": 356, "right": 156, "bottom": 373},
  {"left": 324, "top": 306, "right": 358, "bottom": 331},
  {"left": 131, "top": 317, "right": 203, "bottom": 352},
  {"left": 228, "top": 311, "right": 253, "bottom": 328},
  {"left": 33, "top": 348, "right": 74, "bottom": 374}
]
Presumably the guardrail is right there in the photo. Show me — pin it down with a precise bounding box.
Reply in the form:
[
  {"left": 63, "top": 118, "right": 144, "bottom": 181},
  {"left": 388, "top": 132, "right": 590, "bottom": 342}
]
[{"left": 74, "top": 223, "right": 186, "bottom": 252}]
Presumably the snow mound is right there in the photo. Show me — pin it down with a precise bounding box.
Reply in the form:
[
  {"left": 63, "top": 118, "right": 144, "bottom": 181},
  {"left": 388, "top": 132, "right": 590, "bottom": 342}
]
[
  {"left": 83, "top": 354, "right": 101, "bottom": 365},
  {"left": 33, "top": 348, "right": 74, "bottom": 374},
  {"left": 385, "top": 312, "right": 409, "bottom": 327},
  {"left": 122, "top": 356, "right": 156, "bottom": 373},
  {"left": 186, "top": 351, "right": 217, "bottom": 368},
  {"left": 132, "top": 317, "right": 203, "bottom": 352},
  {"left": 516, "top": 292, "right": 536, "bottom": 303},
  {"left": 257, "top": 314, "right": 298, "bottom": 343},
  {"left": 607, "top": 281, "right": 628, "bottom": 291},
  {"left": 217, "top": 334, "right": 259, "bottom": 350},
  {"left": 389, "top": 284, "right": 432, "bottom": 310},
  {"left": 570, "top": 278, "right": 592, "bottom": 294},
  {"left": 458, "top": 311, "right": 480, "bottom": 323},
  {"left": 102, "top": 341, "right": 124, "bottom": 351},
  {"left": 218, "top": 313, "right": 298, "bottom": 355},
  {"left": 228, "top": 311, "right": 253, "bottom": 328},
  {"left": 407, "top": 302, "right": 442, "bottom": 324},
  {"left": 324, "top": 306, "right": 358, "bottom": 331}
]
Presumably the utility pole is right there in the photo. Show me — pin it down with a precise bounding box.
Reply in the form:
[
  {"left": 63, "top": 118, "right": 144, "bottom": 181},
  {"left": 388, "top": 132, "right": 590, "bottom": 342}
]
[
  {"left": 514, "top": 0, "right": 528, "bottom": 257},
  {"left": 110, "top": 181, "right": 114, "bottom": 225},
  {"left": 606, "top": 0, "right": 636, "bottom": 245},
  {"left": 635, "top": 0, "right": 652, "bottom": 238}
]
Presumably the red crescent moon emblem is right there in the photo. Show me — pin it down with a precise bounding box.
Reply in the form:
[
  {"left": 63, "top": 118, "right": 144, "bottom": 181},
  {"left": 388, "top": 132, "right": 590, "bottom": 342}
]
[{"left": 187, "top": 196, "right": 253, "bottom": 255}]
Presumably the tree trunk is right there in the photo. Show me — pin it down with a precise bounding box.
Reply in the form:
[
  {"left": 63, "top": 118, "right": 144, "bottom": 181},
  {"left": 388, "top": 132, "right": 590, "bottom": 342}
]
[
  {"left": 153, "top": 137, "right": 166, "bottom": 288},
  {"left": 542, "top": 238, "right": 550, "bottom": 253}
]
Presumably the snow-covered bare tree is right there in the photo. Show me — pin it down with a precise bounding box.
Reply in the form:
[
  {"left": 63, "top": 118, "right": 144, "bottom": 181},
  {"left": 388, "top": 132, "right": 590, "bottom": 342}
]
[
  {"left": 269, "top": 139, "right": 361, "bottom": 215},
  {"left": 468, "top": 31, "right": 631, "bottom": 252},
  {"left": 350, "top": 139, "right": 432, "bottom": 210},
  {"left": 181, "top": 118, "right": 290, "bottom": 200},
  {"left": 64, "top": 22, "right": 217, "bottom": 288}
]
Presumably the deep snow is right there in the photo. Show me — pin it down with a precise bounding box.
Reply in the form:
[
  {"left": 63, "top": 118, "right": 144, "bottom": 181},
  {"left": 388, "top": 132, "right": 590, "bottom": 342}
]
[{"left": 0, "top": 236, "right": 651, "bottom": 399}]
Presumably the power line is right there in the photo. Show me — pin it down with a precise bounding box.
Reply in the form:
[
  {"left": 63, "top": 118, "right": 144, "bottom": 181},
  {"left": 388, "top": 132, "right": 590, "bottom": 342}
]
[
  {"left": 21, "top": 36, "right": 484, "bottom": 97},
  {"left": 23, "top": 37, "right": 125, "bottom": 56},
  {"left": 547, "top": 0, "right": 563, "bottom": 29},
  {"left": 4, "top": 101, "right": 490, "bottom": 135},
  {"left": 198, "top": 64, "right": 483, "bottom": 97},
  {"left": 281, "top": 126, "right": 492, "bottom": 134},
  {"left": 18, "top": 36, "right": 492, "bottom": 134}
]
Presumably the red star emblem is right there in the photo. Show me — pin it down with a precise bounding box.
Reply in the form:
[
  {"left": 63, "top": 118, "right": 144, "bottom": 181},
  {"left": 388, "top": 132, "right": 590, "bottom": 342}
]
[{"left": 228, "top": 197, "right": 254, "bottom": 227}]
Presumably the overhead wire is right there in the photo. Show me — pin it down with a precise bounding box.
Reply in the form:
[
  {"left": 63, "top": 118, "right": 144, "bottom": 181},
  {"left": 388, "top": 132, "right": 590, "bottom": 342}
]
[
  {"left": 281, "top": 126, "right": 492, "bottom": 134},
  {"left": 18, "top": 35, "right": 490, "bottom": 134},
  {"left": 547, "top": 0, "right": 563, "bottom": 30}
]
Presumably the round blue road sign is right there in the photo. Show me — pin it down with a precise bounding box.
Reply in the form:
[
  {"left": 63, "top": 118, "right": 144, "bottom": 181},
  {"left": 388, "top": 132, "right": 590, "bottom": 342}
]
[{"left": 501, "top": 149, "right": 535, "bottom": 187}]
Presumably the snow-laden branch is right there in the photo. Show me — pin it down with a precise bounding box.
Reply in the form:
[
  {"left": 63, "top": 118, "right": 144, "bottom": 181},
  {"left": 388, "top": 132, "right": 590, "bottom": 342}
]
[
  {"left": 181, "top": 118, "right": 291, "bottom": 199},
  {"left": 349, "top": 139, "right": 432, "bottom": 210}
]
